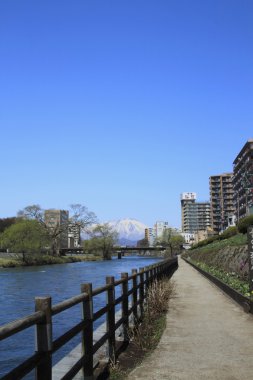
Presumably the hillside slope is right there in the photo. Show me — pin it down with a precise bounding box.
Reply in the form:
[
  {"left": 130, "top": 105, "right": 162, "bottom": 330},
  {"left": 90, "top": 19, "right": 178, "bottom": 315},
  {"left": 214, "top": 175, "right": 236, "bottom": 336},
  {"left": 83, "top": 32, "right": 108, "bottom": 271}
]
[{"left": 183, "top": 234, "right": 248, "bottom": 280}]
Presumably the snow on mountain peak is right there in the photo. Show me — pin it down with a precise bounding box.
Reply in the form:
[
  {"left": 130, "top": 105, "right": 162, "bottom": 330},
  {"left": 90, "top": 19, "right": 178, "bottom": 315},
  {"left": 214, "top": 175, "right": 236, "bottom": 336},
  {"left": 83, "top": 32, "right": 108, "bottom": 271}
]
[{"left": 107, "top": 218, "right": 148, "bottom": 241}]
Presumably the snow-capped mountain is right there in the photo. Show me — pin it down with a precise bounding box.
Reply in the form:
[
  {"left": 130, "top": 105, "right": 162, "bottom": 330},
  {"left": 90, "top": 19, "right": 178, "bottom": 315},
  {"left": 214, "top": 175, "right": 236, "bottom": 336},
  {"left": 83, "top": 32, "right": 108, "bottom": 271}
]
[{"left": 107, "top": 218, "right": 148, "bottom": 243}]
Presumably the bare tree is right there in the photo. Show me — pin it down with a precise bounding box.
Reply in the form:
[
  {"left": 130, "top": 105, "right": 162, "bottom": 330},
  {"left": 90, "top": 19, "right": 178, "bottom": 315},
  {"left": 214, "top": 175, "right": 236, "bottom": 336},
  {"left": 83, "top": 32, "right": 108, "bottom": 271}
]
[
  {"left": 69, "top": 204, "right": 97, "bottom": 232},
  {"left": 18, "top": 204, "right": 97, "bottom": 256},
  {"left": 17, "top": 204, "right": 44, "bottom": 222}
]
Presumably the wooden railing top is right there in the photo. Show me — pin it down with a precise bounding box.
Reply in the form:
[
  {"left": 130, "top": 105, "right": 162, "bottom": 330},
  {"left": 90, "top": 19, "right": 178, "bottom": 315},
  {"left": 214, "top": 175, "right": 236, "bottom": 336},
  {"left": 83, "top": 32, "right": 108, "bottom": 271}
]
[
  {"left": 0, "top": 310, "right": 45, "bottom": 340},
  {"left": 52, "top": 292, "right": 89, "bottom": 316}
]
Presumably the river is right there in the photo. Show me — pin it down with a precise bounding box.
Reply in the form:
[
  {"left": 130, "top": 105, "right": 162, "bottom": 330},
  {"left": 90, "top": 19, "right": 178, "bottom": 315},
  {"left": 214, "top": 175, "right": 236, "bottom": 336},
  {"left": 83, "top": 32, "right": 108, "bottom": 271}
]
[{"left": 0, "top": 255, "right": 162, "bottom": 378}]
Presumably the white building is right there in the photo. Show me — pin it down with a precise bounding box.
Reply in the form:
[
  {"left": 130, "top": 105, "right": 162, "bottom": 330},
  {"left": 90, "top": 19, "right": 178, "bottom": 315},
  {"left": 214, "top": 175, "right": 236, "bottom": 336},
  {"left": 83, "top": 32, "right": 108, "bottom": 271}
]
[
  {"left": 154, "top": 221, "right": 169, "bottom": 238},
  {"left": 181, "top": 233, "right": 195, "bottom": 244},
  {"left": 145, "top": 228, "right": 156, "bottom": 246},
  {"left": 145, "top": 221, "right": 172, "bottom": 246},
  {"left": 68, "top": 223, "right": 81, "bottom": 248}
]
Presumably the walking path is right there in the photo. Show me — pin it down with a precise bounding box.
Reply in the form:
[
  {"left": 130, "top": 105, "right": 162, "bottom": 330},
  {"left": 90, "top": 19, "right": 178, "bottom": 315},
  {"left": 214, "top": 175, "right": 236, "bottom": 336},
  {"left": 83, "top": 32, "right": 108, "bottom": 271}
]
[{"left": 129, "top": 258, "right": 253, "bottom": 380}]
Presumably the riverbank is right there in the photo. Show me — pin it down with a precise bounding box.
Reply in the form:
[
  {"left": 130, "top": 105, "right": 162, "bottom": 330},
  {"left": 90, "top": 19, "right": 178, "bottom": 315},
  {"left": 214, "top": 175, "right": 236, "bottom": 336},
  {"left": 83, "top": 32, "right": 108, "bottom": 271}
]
[{"left": 0, "top": 253, "right": 102, "bottom": 268}]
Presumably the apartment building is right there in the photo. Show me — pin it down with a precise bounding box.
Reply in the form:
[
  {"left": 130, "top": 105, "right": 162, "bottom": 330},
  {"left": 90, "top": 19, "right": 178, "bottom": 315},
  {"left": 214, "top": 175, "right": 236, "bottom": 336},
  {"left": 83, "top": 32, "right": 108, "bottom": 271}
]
[
  {"left": 181, "top": 193, "right": 211, "bottom": 233},
  {"left": 68, "top": 223, "right": 81, "bottom": 248},
  {"left": 209, "top": 173, "right": 235, "bottom": 233},
  {"left": 44, "top": 209, "right": 69, "bottom": 249},
  {"left": 145, "top": 228, "right": 155, "bottom": 246},
  {"left": 145, "top": 221, "right": 170, "bottom": 246},
  {"left": 154, "top": 221, "right": 169, "bottom": 238},
  {"left": 233, "top": 140, "right": 253, "bottom": 220}
]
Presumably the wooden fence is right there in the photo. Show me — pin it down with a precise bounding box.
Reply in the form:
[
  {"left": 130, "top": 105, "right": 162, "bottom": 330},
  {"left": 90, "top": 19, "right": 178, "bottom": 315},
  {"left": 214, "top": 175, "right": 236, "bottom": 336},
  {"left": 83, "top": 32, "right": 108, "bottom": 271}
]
[{"left": 0, "top": 257, "right": 178, "bottom": 380}]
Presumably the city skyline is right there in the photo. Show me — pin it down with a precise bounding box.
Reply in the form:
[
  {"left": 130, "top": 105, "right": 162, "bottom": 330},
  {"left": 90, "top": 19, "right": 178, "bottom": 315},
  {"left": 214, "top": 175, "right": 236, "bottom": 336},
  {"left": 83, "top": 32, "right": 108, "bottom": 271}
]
[{"left": 1, "top": 1, "right": 253, "bottom": 227}]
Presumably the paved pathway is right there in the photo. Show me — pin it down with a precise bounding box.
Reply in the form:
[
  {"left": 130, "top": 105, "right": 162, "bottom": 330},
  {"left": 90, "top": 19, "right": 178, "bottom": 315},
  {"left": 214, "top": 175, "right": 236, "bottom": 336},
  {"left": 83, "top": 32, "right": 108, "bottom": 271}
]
[{"left": 129, "top": 258, "right": 253, "bottom": 380}]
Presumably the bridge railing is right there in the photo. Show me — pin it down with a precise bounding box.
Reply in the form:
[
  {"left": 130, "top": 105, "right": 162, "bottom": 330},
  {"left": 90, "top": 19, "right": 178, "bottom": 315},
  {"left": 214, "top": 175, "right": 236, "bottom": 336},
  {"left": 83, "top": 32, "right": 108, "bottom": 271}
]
[{"left": 0, "top": 257, "right": 178, "bottom": 380}]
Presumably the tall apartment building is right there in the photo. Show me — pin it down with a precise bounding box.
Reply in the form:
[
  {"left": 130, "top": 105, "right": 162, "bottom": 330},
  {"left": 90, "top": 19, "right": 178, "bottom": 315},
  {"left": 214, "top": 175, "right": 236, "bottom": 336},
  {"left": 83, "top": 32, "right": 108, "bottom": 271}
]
[
  {"left": 233, "top": 139, "right": 253, "bottom": 220},
  {"left": 209, "top": 173, "right": 235, "bottom": 233},
  {"left": 154, "top": 221, "right": 169, "bottom": 238},
  {"left": 181, "top": 192, "right": 211, "bottom": 233},
  {"left": 44, "top": 209, "right": 69, "bottom": 249},
  {"left": 145, "top": 221, "right": 170, "bottom": 246},
  {"left": 145, "top": 228, "right": 155, "bottom": 246}
]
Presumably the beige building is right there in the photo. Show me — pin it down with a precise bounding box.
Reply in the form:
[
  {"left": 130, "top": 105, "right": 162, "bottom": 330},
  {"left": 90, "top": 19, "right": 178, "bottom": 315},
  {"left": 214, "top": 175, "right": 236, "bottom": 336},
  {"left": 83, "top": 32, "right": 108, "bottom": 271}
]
[
  {"left": 44, "top": 209, "right": 69, "bottom": 249},
  {"left": 209, "top": 173, "right": 235, "bottom": 233},
  {"left": 181, "top": 193, "right": 211, "bottom": 233},
  {"left": 194, "top": 228, "right": 216, "bottom": 244},
  {"left": 145, "top": 228, "right": 155, "bottom": 246}
]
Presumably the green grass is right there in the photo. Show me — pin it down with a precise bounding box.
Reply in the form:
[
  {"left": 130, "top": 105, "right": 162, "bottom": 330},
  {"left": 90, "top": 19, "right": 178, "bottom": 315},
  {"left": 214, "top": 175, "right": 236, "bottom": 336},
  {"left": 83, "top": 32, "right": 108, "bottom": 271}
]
[
  {"left": 0, "top": 258, "right": 20, "bottom": 267},
  {"left": 189, "top": 233, "right": 247, "bottom": 255},
  {"left": 0, "top": 254, "right": 102, "bottom": 268}
]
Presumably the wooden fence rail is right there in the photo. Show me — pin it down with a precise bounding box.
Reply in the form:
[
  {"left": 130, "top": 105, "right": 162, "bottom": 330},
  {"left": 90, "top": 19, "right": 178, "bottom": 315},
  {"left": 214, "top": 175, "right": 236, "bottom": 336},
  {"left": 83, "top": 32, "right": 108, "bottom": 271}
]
[{"left": 0, "top": 257, "right": 178, "bottom": 380}]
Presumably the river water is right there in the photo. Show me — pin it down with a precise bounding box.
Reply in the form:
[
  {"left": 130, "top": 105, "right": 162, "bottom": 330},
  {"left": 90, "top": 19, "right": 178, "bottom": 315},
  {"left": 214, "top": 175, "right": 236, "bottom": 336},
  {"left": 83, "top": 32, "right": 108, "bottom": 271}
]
[{"left": 0, "top": 256, "right": 161, "bottom": 378}]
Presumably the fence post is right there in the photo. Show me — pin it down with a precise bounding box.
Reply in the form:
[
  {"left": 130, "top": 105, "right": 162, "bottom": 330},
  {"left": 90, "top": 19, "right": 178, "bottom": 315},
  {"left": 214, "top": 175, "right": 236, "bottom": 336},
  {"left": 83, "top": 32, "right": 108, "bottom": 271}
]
[
  {"left": 139, "top": 267, "right": 145, "bottom": 319},
  {"left": 162, "top": 263, "right": 165, "bottom": 278},
  {"left": 150, "top": 265, "right": 154, "bottom": 284},
  {"left": 121, "top": 272, "right": 129, "bottom": 342},
  {"left": 106, "top": 276, "right": 116, "bottom": 364},
  {"left": 154, "top": 265, "right": 158, "bottom": 280},
  {"left": 132, "top": 269, "right": 138, "bottom": 324},
  {"left": 144, "top": 266, "right": 149, "bottom": 295},
  {"left": 81, "top": 283, "right": 93, "bottom": 380},
  {"left": 35, "top": 296, "right": 52, "bottom": 380},
  {"left": 166, "top": 261, "right": 169, "bottom": 276},
  {"left": 157, "top": 264, "right": 161, "bottom": 280}
]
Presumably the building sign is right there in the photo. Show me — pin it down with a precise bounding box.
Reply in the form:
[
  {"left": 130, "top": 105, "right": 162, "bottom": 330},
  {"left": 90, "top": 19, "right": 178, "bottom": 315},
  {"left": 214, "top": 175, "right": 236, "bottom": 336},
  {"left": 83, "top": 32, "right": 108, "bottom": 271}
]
[
  {"left": 247, "top": 226, "right": 253, "bottom": 299},
  {"left": 181, "top": 192, "right": 197, "bottom": 201}
]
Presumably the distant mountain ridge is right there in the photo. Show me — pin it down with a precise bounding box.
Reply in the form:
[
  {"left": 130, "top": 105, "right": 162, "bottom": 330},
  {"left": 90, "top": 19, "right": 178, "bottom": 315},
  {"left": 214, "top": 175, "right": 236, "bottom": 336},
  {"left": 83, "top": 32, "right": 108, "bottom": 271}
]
[{"left": 107, "top": 218, "right": 147, "bottom": 245}]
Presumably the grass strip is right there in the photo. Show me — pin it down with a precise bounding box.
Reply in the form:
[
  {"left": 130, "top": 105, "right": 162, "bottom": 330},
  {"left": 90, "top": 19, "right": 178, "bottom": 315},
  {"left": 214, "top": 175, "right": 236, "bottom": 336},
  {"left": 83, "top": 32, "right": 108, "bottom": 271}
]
[
  {"left": 190, "top": 259, "right": 250, "bottom": 297},
  {"left": 0, "top": 254, "right": 102, "bottom": 267}
]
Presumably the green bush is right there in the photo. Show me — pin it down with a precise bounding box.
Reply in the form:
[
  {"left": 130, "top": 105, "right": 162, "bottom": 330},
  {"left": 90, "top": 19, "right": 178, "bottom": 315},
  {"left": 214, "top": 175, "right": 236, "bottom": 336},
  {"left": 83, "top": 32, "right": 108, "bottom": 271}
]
[
  {"left": 237, "top": 215, "right": 253, "bottom": 234},
  {"left": 220, "top": 226, "right": 238, "bottom": 239},
  {"left": 190, "top": 227, "right": 240, "bottom": 250},
  {"left": 190, "top": 235, "right": 220, "bottom": 250}
]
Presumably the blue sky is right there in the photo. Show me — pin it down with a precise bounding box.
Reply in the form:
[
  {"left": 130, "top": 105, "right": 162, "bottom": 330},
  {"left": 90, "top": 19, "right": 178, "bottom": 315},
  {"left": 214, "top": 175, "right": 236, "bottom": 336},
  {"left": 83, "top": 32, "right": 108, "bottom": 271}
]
[{"left": 1, "top": 0, "right": 253, "bottom": 227}]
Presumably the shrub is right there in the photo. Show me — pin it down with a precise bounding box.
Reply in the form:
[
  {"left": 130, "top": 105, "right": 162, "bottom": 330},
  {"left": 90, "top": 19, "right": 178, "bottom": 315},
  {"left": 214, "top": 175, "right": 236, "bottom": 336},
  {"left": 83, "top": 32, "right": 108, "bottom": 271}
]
[
  {"left": 237, "top": 215, "right": 253, "bottom": 234},
  {"left": 220, "top": 226, "right": 238, "bottom": 239},
  {"left": 127, "top": 278, "right": 175, "bottom": 350},
  {"left": 190, "top": 235, "right": 220, "bottom": 250},
  {"left": 146, "top": 279, "right": 175, "bottom": 317}
]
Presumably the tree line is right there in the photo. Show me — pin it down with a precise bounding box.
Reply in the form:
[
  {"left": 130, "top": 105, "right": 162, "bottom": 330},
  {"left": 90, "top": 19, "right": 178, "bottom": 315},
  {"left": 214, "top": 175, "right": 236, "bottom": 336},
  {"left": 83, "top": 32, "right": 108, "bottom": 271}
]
[
  {"left": 0, "top": 204, "right": 118, "bottom": 260},
  {"left": 137, "top": 229, "right": 184, "bottom": 257},
  {"left": 0, "top": 206, "right": 184, "bottom": 260}
]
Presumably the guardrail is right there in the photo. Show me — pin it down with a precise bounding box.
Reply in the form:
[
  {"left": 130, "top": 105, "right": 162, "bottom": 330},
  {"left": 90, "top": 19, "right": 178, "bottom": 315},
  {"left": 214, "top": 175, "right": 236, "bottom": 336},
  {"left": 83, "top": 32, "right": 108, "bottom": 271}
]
[
  {"left": 182, "top": 257, "right": 251, "bottom": 313},
  {"left": 0, "top": 257, "right": 178, "bottom": 379}
]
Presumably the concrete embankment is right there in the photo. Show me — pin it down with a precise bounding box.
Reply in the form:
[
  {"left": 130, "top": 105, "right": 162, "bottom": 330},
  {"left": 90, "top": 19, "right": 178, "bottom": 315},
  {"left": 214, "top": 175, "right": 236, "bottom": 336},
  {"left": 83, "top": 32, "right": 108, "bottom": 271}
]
[
  {"left": 128, "top": 258, "right": 253, "bottom": 380},
  {"left": 184, "top": 244, "right": 248, "bottom": 280}
]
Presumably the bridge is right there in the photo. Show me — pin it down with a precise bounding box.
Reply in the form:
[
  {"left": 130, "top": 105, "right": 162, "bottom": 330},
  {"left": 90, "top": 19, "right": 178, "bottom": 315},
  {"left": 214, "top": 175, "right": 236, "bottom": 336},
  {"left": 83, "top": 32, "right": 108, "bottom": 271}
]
[{"left": 60, "top": 246, "right": 166, "bottom": 257}]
